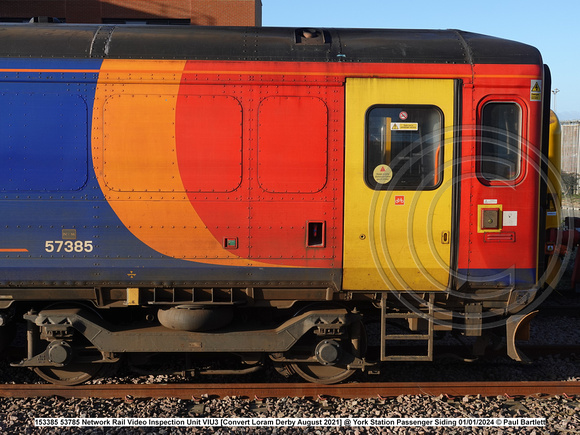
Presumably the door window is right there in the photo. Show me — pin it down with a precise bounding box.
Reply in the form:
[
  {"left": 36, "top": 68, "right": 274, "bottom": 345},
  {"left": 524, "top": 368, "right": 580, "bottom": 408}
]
[
  {"left": 365, "top": 105, "right": 444, "bottom": 190},
  {"left": 479, "top": 102, "right": 522, "bottom": 182}
]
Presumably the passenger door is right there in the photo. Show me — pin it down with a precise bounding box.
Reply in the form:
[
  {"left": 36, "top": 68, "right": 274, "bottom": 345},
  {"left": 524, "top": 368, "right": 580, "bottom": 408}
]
[{"left": 343, "top": 78, "right": 455, "bottom": 291}]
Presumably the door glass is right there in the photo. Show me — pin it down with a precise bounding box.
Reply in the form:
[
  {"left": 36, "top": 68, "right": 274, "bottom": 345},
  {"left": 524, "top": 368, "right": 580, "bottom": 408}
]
[{"left": 366, "top": 105, "right": 443, "bottom": 190}]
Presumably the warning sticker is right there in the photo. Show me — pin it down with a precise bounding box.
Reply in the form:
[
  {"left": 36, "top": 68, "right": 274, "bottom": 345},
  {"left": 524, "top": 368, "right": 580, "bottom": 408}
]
[
  {"left": 373, "top": 164, "right": 393, "bottom": 184},
  {"left": 391, "top": 122, "right": 418, "bottom": 131},
  {"left": 530, "top": 80, "right": 542, "bottom": 102}
]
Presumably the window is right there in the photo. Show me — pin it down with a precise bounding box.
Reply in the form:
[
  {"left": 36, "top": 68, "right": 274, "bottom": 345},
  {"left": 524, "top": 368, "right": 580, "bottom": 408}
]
[
  {"left": 480, "top": 102, "right": 522, "bottom": 181},
  {"left": 365, "top": 106, "right": 443, "bottom": 190}
]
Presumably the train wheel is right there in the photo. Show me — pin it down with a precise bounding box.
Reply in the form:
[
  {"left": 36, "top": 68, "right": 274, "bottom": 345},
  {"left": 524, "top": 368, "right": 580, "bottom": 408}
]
[
  {"left": 289, "top": 318, "right": 367, "bottom": 384},
  {"left": 30, "top": 302, "right": 105, "bottom": 385},
  {"left": 34, "top": 363, "right": 104, "bottom": 386},
  {"left": 290, "top": 359, "right": 355, "bottom": 384}
]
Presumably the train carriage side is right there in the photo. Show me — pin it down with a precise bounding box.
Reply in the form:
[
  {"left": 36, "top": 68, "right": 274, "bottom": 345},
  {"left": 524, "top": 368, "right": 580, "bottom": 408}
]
[{"left": 0, "top": 25, "right": 557, "bottom": 384}]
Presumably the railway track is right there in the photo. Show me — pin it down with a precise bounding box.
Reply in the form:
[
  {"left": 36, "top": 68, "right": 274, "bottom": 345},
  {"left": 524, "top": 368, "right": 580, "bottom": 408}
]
[{"left": 1, "top": 381, "right": 579, "bottom": 400}]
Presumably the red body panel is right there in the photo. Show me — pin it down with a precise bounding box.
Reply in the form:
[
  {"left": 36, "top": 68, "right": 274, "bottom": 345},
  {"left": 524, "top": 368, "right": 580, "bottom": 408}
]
[
  {"left": 175, "top": 61, "right": 346, "bottom": 267},
  {"left": 166, "top": 59, "right": 543, "bottom": 279},
  {"left": 457, "top": 64, "right": 544, "bottom": 283}
]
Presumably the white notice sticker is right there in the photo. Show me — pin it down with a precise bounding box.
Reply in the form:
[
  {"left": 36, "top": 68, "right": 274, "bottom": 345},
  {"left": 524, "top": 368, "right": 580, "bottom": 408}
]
[{"left": 503, "top": 211, "right": 518, "bottom": 227}]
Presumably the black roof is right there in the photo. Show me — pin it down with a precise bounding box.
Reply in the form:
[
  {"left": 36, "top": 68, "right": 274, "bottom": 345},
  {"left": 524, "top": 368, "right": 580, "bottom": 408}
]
[{"left": 0, "top": 24, "right": 542, "bottom": 65}]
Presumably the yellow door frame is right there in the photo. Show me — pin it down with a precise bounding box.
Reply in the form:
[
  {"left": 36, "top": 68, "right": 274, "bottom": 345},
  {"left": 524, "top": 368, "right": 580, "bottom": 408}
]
[{"left": 343, "top": 78, "right": 455, "bottom": 291}]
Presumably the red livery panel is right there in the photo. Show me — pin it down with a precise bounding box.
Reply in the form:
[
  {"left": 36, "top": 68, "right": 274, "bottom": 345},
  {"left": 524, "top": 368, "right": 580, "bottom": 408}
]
[{"left": 175, "top": 64, "right": 346, "bottom": 266}]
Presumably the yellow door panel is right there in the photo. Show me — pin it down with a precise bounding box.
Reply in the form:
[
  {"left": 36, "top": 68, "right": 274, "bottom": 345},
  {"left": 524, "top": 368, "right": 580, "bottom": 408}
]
[{"left": 343, "top": 78, "right": 455, "bottom": 291}]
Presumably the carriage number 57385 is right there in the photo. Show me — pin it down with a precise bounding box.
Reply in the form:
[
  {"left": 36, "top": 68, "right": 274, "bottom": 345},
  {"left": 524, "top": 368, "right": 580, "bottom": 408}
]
[{"left": 45, "top": 241, "right": 94, "bottom": 253}]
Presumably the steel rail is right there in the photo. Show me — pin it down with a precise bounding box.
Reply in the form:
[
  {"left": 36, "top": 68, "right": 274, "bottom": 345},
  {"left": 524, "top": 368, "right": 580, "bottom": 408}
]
[{"left": 0, "top": 381, "right": 579, "bottom": 400}]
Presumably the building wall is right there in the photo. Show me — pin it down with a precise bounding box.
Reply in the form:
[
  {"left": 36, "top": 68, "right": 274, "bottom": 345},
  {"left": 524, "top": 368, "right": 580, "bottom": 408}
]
[
  {"left": 0, "top": 0, "right": 262, "bottom": 26},
  {"left": 562, "top": 121, "right": 580, "bottom": 174},
  {"left": 561, "top": 121, "right": 580, "bottom": 195}
]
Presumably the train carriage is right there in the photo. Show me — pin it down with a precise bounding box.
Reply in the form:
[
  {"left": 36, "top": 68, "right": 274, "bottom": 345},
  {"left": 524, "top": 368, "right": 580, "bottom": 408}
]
[{"left": 0, "top": 24, "right": 562, "bottom": 384}]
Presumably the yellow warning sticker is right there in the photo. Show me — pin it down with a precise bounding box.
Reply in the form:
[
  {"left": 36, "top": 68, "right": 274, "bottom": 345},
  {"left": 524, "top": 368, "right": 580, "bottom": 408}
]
[
  {"left": 391, "top": 122, "right": 418, "bottom": 131},
  {"left": 530, "top": 80, "right": 542, "bottom": 102},
  {"left": 373, "top": 164, "right": 393, "bottom": 184}
]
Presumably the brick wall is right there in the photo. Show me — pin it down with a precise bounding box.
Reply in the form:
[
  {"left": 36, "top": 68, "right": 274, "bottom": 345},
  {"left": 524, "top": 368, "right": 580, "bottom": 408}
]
[
  {"left": 0, "top": 0, "right": 262, "bottom": 26},
  {"left": 191, "top": 0, "right": 261, "bottom": 26}
]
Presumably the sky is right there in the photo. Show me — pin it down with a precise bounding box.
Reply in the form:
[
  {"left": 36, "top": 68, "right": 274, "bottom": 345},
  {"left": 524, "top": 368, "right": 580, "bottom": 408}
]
[{"left": 262, "top": 0, "right": 579, "bottom": 121}]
